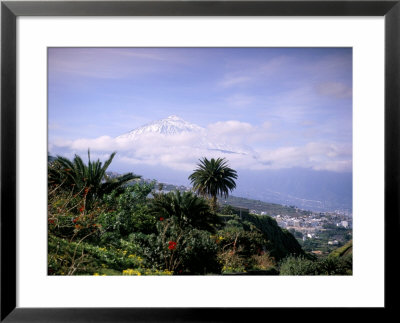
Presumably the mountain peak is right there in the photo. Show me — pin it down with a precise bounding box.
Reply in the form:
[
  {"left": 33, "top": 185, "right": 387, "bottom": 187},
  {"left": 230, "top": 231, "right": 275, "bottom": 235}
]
[{"left": 116, "top": 115, "right": 204, "bottom": 140}]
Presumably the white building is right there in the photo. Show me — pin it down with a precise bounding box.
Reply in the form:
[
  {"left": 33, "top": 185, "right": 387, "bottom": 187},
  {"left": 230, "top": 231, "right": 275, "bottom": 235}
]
[
  {"left": 293, "top": 220, "right": 301, "bottom": 228},
  {"left": 328, "top": 240, "right": 339, "bottom": 245}
]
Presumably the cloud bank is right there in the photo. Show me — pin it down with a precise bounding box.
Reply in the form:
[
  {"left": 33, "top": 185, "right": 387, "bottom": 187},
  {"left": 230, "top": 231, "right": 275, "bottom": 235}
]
[{"left": 50, "top": 120, "right": 352, "bottom": 173}]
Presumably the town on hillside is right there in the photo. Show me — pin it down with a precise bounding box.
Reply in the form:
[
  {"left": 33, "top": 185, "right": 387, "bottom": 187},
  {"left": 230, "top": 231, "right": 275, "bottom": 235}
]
[{"left": 145, "top": 179, "right": 353, "bottom": 256}]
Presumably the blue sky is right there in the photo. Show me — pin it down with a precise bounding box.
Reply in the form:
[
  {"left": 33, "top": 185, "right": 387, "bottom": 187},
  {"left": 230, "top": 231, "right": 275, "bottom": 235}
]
[{"left": 48, "top": 47, "right": 352, "bottom": 175}]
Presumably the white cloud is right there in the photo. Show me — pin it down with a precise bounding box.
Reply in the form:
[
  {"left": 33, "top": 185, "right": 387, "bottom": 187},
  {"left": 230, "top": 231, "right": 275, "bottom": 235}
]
[
  {"left": 50, "top": 120, "right": 352, "bottom": 174},
  {"left": 256, "top": 142, "right": 352, "bottom": 172}
]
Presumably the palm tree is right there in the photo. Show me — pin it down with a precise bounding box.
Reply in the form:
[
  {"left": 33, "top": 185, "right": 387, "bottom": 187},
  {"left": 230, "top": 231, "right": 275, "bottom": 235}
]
[
  {"left": 188, "top": 157, "right": 237, "bottom": 212},
  {"left": 150, "top": 190, "right": 218, "bottom": 231},
  {"left": 48, "top": 150, "right": 140, "bottom": 206}
]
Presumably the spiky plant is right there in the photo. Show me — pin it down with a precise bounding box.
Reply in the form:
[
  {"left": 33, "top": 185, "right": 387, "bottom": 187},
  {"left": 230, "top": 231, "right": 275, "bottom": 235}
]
[
  {"left": 48, "top": 150, "right": 140, "bottom": 207},
  {"left": 188, "top": 157, "right": 237, "bottom": 212},
  {"left": 150, "top": 190, "right": 218, "bottom": 232}
]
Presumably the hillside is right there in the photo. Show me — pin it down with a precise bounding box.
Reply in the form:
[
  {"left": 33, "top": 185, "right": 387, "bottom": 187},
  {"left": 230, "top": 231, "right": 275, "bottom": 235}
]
[
  {"left": 221, "top": 195, "right": 313, "bottom": 217},
  {"left": 234, "top": 213, "right": 304, "bottom": 260},
  {"left": 48, "top": 153, "right": 352, "bottom": 276},
  {"left": 328, "top": 240, "right": 353, "bottom": 258}
]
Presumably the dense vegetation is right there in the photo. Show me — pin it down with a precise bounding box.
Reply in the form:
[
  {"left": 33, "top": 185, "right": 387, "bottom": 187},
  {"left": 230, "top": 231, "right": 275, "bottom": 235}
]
[
  {"left": 279, "top": 240, "right": 352, "bottom": 275},
  {"left": 48, "top": 153, "right": 351, "bottom": 276}
]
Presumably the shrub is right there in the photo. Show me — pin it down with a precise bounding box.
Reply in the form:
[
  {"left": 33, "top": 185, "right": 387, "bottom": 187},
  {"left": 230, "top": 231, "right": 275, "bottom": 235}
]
[
  {"left": 279, "top": 254, "right": 352, "bottom": 276},
  {"left": 219, "top": 205, "right": 235, "bottom": 215},
  {"left": 218, "top": 250, "right": 247, "bottom": 274},
  {"left": 149, "top": 190, "right": 220, "bottom": 232},
  {"left": 129, "top": 217, "right": 221, "bottom": 274},
  {"left": 215, "top": 227, "right": 275, "bottom": 273},
  {"left": 251, "top": 252, "right": 276, "bottom": 271},
  {"left": 318, "top": 254, "right": 352, "bottom": 275},
  {"left": 279, "top": 256, "right": 319, "bottom": 275},
  {"left": 48, "top": 235, "right": 161, "bottom": 275},
  {"left": 48, "top": 184, "right": 103, "bottom": 243},
  {"left": 98, "top": 183, "right": 156, "bottom": 240}
]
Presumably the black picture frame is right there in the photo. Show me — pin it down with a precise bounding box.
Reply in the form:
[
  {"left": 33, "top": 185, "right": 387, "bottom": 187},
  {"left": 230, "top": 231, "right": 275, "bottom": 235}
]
[{"left": 1, "top": 1, "right": 399, "bottom": 321}]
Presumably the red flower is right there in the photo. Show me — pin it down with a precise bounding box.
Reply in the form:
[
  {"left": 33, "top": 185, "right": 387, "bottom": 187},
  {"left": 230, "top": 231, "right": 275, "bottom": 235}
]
[
  {"left": 72, "top": 218, "right": 78, "bottom": 223},
  {"left": 159, "top": 217, "right": 164, "bottom": 221},
  {"left": 79, "top": 206, "right": 85, "bottom": 212},
  {"left": 48, "top": 219, "right": 55, "bottom": 225},
  {"left": 168, "top": 241, "right": 177, "bottom": 250}
]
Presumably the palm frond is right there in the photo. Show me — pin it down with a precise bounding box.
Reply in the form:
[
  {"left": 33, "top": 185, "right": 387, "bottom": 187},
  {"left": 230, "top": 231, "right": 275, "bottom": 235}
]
[{"left": 188, "top": 157, "right": 238, "bottom": 210}]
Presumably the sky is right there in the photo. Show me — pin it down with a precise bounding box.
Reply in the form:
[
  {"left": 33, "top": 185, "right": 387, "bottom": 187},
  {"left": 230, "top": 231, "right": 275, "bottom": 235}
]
[{"left": 48, "top": 47, "right": 352, "bottom": 177}]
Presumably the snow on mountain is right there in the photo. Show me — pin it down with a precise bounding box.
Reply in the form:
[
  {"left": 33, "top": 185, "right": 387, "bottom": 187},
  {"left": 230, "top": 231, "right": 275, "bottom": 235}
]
[
  {"left": 116, "top": 115, "right": 251, "bottom": 155},
  {"left": 116, "top": 115, "right": 204, "bottom": 140}
]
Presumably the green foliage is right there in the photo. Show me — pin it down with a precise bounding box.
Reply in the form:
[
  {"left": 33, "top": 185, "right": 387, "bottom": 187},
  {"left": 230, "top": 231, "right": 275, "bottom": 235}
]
[
  {"left": 149, "top": 190, "right": 220, "bottom": 232},
  {"left": 317, "top": 255, "right": 352, "bottom": 275},
  {"left": 48, "top": 235, "right": 172, "bottom": 276},
  {"left": 177, "top": 229, "right": 221, "bottom": 274},
  {"left": 328, "top": 240, "right": 353, "bottom": 258},
  {"left": 48, "top": 151, "right": 140, "bottom": 207},
  {"left": 188, "top": 157, "right": 237, "bottom": 211},
  {"left": 216, "top": 228, "right": 275, "bottom": 274},
  {"left": 279, "top": 256, "right": 319, "bottom": 275},
  {"left": 48, "top": 184, "right": 103, "bottom": 243},
  {"left": 279, "top": 254, "right": 352, "bottom": 275},
  {"left": 48, "top": 153, "right": 351, "bottom": 276},
  {"left": 219, "top": 204, "right": 236, "bottom": 215},
  {"left": 99, "top": 182, "right": 156, "bottom": 239},
  {"left": 239, "top": 213, "right": 304, "bottom": 260},
  {"left": 129, "top": 217, "right": 221, "bottom": 274}
]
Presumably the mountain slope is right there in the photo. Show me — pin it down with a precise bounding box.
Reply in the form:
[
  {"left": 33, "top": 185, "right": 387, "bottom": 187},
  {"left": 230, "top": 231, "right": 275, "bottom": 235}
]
[
  {"left": 240, "top": 213, "right": 305, "bottom": 260},
  {"left": 116, "top": 115, "right": 250, "bottom": 155},
  {"left": 116, "top": 115, "right": 204, "bottom": 140}
]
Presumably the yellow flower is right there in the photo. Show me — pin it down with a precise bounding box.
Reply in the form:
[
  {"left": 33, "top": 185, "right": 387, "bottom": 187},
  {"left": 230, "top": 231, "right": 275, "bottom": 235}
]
[
  {"left": 122, "top": 268, "right": 142, "bottom": 276},
  {"left": 123, "top": 268, "right": 135, "bottom": 275},
  {"left": 93, "top": 273, "right": 100, "bottom": 276}
]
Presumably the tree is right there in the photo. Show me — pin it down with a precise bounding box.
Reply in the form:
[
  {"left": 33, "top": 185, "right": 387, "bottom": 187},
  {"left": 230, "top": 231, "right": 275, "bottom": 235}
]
[
  {"left": 149, "top": 190, "right": 219, "bottom": 232},
  {"left": 188, "top": 157, "right": 238, "bottom": 212},
  {"left": 48, "top": 150, "right": 140, "bottom": 207}
]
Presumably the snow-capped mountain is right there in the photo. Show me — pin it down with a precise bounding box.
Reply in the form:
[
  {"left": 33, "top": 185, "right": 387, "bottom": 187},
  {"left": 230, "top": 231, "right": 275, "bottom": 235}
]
[
  {"left": 116, "top": 115, "right": 251, "bottom": 155},
  {"left": 116, "top": 115, "right": 204, "bottom": 140}
]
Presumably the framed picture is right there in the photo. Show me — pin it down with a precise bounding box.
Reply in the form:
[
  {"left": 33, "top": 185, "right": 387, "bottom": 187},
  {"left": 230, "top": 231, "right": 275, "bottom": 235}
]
[{"left": 1, "top": 0, "right": 398, "bottom": 321}]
